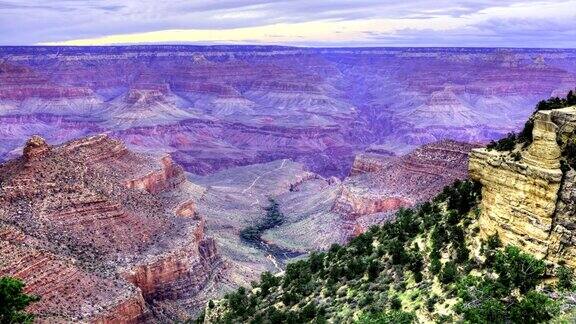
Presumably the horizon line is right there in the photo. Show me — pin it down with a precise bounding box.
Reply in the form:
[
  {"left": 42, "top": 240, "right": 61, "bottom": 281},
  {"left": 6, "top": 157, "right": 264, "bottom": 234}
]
[{"left": 1, "top": 44, "right": 576, "bottom": 50}]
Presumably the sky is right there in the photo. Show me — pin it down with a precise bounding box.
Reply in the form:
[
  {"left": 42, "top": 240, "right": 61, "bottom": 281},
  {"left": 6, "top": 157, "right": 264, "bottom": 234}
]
[{"left": 0, "top": 0, "right": 575, "bottom": 47}]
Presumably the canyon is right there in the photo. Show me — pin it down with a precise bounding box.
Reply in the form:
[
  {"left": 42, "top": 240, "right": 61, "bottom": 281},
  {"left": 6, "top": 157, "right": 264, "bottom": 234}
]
[
  {"left": 0, "top": 134, "right": 479, "bottom": 321},
  {"left": 185, "top": 138, "right": 478, "bottom": 288},
  {"left": 2, "top": 45, "right": 576, "bottom": 321},
  {"left": 1, "top": 46, "right": 576, "bottom": 178}
]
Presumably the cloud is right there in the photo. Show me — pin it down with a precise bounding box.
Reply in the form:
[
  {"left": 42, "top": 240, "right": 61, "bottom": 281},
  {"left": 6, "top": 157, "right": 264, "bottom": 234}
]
[{"left": 0, "top": 0, "right": 575, "bottom": 47}]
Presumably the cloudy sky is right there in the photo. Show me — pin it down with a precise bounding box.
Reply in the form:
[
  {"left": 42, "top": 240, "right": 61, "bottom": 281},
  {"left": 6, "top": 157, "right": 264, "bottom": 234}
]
[{"left": 0, "top": 0, "right": 575, "bottom": 47}]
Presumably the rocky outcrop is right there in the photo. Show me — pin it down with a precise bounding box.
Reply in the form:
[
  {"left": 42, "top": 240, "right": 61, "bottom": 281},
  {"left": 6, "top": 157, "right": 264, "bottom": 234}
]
[
  {"left": 0, "top": 224, "right": 151, "bottom": 323},
  {"left": 22, "top": 135, "right": 50, "bottom": 160},
  {"left": 334, "top": 140, "right": 476, "bottom": 231},
  {"left": 470, "top": 106, "right": 576, "bottom": 266},
  {"left": 124, "top": 155, "right": 186, "bottom": 194},
  {"left": 349, "top": 153, "right": 394, "bottom": 176},
  {"left": 334, "top": 186, "right": 410, "bottom": 218},
  {"left": 0, "top": 135, "right": 223, "bottom": 322}
]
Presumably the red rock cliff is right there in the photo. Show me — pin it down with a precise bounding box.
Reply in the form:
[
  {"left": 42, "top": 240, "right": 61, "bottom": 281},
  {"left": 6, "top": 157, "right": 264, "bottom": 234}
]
[
  {"left": 333, "top": 140, "right": 477, "bottom": 232},
  {"left": 0, "top": 135, "right": 223, "bottom": 322}
]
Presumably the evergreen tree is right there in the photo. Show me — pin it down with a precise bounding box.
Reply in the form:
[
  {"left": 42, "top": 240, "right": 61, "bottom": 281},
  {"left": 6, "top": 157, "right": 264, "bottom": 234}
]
[{"left": 0, "top": 277, "right": 40, "bottom": 324}]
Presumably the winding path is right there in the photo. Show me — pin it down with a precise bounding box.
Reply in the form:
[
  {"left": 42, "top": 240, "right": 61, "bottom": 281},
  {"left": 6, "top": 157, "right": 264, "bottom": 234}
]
[{"left": 242, "top": 159, "right": 287, "bottom": 194}]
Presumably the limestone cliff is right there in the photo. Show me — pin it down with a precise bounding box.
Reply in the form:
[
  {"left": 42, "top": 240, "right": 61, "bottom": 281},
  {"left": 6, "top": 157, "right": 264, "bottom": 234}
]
[{"left": 470, "top": 106, "right": 576, "bottom": 266}]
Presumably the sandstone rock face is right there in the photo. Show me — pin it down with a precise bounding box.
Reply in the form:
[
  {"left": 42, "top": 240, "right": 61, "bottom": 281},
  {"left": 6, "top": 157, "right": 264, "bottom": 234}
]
[
  {"left": 0, "top": 135, "right": 223, "bottom": 322},
  {"left": 470, "top": 106, "right": 576, "bottom": 265}
]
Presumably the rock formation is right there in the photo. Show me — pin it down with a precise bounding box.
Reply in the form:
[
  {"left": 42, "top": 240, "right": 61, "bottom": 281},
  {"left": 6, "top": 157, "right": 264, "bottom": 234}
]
[
  {"left": 334, "top": 140, "right": 477, "bottom": 231},
  {"left": 0, "top": 135, "right": 223, "bottom": 322},
  {"left": 470, "top": 106, "right": 576, "bottom": 266},
  {"left": 1, "top": 46, "right": 575, "bottom": 177}
]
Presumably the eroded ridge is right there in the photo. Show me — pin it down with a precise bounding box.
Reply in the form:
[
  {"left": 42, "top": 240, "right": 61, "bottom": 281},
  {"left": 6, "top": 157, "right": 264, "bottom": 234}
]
[{"left": 0, "top": 134, "right": 224, "bottom": 322}]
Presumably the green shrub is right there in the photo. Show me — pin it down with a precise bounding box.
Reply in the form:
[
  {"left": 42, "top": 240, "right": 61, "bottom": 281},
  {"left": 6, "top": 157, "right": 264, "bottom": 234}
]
[
  {"left": 426, "top": 295, "right": 438, "bottom": 312},
  {"left": 459, "top": 297, "right": 505, "bottom": 324},
  {"left": 0, "top": 277, "right": 40, "bottom": 324},
  {"left": 509, "top": 291, "right": 559, "bottom": 323},
  {"left": 493, "top": 246, "right": 546, "bottom": 293},
  {"left": 358, "top": 310, "right": 415, "bottom": 324},
  {"left": 429, "top": 256, "right": 442, "bottom": 275},
  {"left": 557, "top": 266, "right": 574, "bottom": 291},
  {"left": 389, "top": 296, "right": 402, "bottom": 310},
  {"left": 259, "top": 271, "right": 280, "bottom": 296},
  {"left": 487, "top": 133, "right": 516, "bottom": 152},
  {"left": 440, "top": 261, "right": 458, "bottom": 284}
]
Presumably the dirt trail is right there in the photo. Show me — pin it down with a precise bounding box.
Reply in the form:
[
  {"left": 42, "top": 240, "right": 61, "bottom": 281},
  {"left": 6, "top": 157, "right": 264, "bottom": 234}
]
[{"left": 242, "top": 159, "right": 287, "bottom": 194}]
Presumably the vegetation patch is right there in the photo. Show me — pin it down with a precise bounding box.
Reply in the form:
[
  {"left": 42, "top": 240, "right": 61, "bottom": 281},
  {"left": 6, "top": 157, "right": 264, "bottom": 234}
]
[
  {"left": 0, "top": 276, "right": 40, "bottom": 323},
  {"left": 240, "top": 198, "right": 284, "bottom": 247},
  {"left": 198, "top": 180, "right": 575, "bottom": 323}
]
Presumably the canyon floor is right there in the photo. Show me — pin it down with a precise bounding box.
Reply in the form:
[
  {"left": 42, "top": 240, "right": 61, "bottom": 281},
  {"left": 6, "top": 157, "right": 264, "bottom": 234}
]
[{"left": 189, "top": 140, "right": 475, "bottom": 289}]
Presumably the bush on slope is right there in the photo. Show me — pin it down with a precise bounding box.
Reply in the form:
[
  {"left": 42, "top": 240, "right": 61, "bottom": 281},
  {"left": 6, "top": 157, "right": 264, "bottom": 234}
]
[{"left": 199, "top": 180, "right": 571, "bottom": 323}]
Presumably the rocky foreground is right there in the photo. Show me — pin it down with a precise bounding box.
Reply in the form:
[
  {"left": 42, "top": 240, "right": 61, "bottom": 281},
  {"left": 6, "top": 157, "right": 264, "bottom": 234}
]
[{"left": 0, "top": 135, "right": 223, "bottom": 322}]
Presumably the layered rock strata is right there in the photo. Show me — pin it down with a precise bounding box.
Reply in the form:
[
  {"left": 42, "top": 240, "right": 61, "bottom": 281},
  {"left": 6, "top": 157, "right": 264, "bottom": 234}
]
[
  {"left": 470, "top": 106, "right": 576, "bottom": 266},
  {"left": 2, "top": 46, "right": 576, "bottom": 177},
  {"left": 0, "top": 135, "right": 223, "bottom": 322},
  {"left": 334, "top": 140, "right": 476, "bottom": 231}
]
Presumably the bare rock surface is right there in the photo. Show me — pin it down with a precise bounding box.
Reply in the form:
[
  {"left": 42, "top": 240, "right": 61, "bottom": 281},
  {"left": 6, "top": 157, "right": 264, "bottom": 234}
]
[
  {"left": 470, "top": 106, "right": 576, "bottom": 266},
  {"left": 0, "top": 135, "right": 223, "bottom": 322},
  {"left": 334, "top": 140, "right": 477, "bottom": 231}
]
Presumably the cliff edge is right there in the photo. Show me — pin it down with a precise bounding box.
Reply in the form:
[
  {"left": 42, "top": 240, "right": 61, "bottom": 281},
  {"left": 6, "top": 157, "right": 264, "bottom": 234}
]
[{"left": 470, "top": 106, "right": 576, "bottom": 266}]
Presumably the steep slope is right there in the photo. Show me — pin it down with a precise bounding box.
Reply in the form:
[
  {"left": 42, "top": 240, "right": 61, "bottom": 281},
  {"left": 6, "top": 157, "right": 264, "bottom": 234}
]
[
  {"left": 201, "top": 179, "right": 568, "bottom": 323},
  {"left": 333, "top": 140, "right": 477, "bottom": 231},
  {"left": 201, "top": 97, "right": 576, "bottom": 324},
  {"left": 470, "top": 105, "right": 576, "bottom": 267},
  {"left": 0, "top": 135, "right": 223, "bottom": 322}
]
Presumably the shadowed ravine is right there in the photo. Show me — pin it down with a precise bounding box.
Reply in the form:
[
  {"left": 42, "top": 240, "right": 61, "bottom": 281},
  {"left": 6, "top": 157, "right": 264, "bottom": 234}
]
[{"left": 240, "top": 199, "right": 304, "bottom": 268}]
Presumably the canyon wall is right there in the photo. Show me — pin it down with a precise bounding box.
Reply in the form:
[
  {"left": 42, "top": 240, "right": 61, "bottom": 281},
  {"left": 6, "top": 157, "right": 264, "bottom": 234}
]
[
  {"left": 470, "top": 106, "right": 576, "bottom": 266},
  {"left": 1, "top": 46, "right": 576, "bottom": 177},
  {"left": 0, "top": 135, "right": 223, "bottom": 322},
  {"left": 333, "top": 140, "right": 476, "bottom": 231}
]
